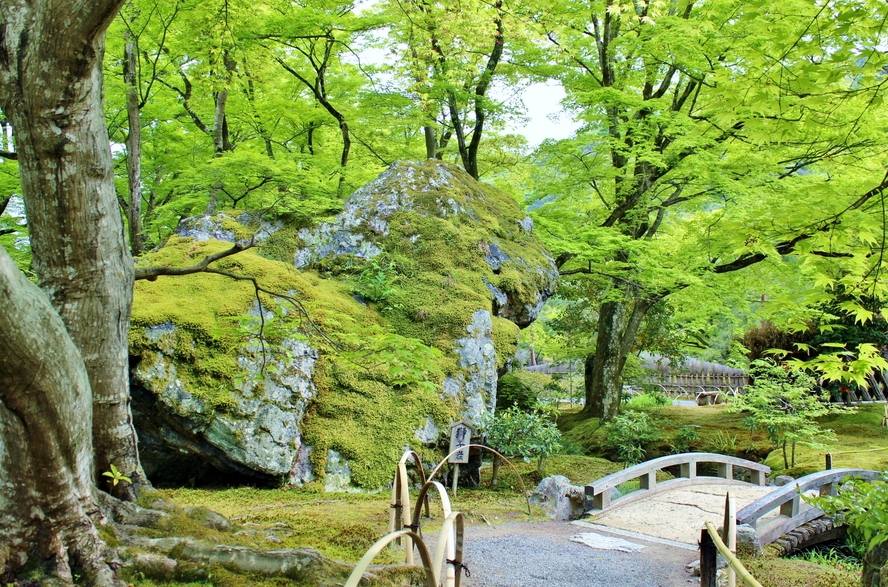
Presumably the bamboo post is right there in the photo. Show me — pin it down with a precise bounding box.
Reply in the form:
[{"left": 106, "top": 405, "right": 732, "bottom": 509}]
[
  {"left": 825, "top": 452, "right": 832, "bottom": 470},
  {"left": 723, "top": 491, "right": 737, "bottom": 587},
  {"left": 704, "top": 521, "right": 764, "bottom": 587}
]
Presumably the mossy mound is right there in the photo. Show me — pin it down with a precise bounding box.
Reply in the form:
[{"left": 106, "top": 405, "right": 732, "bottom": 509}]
[
  {"left": 130, "top": 162, "right": 559, "bottom": 490},
  {"left": 294, "top": 160, "right": 558, "bottom": 335}
]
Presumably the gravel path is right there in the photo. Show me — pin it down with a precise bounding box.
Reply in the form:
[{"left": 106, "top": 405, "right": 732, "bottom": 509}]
[{"left": 456, "top": 521, "right": 700, "bottom": 587}]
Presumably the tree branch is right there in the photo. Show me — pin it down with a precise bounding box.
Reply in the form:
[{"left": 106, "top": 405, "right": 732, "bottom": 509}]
[{"left": 133, "top": 241, "right": 250, "bottom": 281}]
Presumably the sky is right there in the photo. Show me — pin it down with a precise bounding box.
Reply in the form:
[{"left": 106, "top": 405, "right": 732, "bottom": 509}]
[{"left": 501, "top": 81, "right": 582, "bottom": 148}]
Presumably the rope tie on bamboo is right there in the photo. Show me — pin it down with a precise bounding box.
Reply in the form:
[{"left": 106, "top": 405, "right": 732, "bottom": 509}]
[
  {"left": 405, "top": 522, "right": 420, "bottom": 532},
  {"left": 447, "top": 560, "right": 470, "bottom": 577}
]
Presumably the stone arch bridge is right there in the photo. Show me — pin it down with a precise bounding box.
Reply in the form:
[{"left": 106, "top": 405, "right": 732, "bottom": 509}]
[{"left": 580, "top": 453, "right": 880, "bottom": 554}]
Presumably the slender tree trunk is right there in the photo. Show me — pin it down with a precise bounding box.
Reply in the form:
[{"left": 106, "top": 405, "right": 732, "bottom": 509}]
[
  {"left": 124, "top": 33, "right": 143, "bottom": 255},
  {"left": 423, "top": 125, "right": 436, "bottom": 159},
  {"left": 583, "top": 353, "right": 595, "bottom": 410},
  {"left": 213, "top": 89, "right": 229, "bottom": 156},
  {"left": 0, "top": 0, "right": 145, "bottom": 500},
  {"left": 490, "top": 455, "right": 502, "bottom": 487},
  {"left": 0, "top": 248, "right": 119, "bottom": 586},
  {"left": 585, "top": 301, "right": 627, "bottom": 421}
]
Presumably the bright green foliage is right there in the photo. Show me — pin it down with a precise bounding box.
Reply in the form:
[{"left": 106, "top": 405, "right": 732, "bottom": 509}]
[
  {"left": 525, "top": 0, "right": 888, "bottom": 419},
  {"left": 807, "top": 473, "right": 888, "bottom": 550},
  {"left": 377, "top": 0, "right": 529, "bottom": 177},
  {"left": 602, "top": 409, "right": 661, "bottom": 464},
  {"left": 496, "top": 371, "right": 538, "bottom": 412},
  {"left": 481, "top": 406, "right": 563, "bottom": 472},
  {"left": 728, "top": 359, "right": 839, "bottom": 469},
  {"left": 670, "top": 425, "right": 700, "bottom": 454},
  {"left": 624, "top": 391, "right": 670, "bottom": 409},
  {"left": 102, "top": 464, "right": 132, "bottom": 487}
]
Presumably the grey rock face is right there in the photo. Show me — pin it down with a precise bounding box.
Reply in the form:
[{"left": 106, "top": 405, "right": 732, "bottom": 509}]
[
  {"left": 444, "top": 310, "right": 498, "bottom": 427},
  {"left": 530, "top": 475, "right": 586, "bottom": 521},
  {"left": 736, "top": 523, "right": 763, "bottom": 556},
  {"left": 414, "top": 417, "right": 440, "bottom": 444},
  {"left": 323, "top": 450, "right": 352, "bottom": 492},
  {"left": 131, "top": 323, "right": 318, "bottom": 486},
  {"left": 176, "top": 212, "right": 280, "bottom": 245},
  {"left": 773, "top": 475, "right": 795, "bottom": 487}
]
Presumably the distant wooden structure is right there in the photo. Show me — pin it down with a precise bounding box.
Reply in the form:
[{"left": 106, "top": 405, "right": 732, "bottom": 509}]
[{"left": 525, "top": 353, "right": 748, "bottom": 398}]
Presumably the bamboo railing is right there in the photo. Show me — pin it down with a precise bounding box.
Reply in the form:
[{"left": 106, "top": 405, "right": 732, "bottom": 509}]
[{"left": 700, "top": 491, "right": 762, "bottom": 587}]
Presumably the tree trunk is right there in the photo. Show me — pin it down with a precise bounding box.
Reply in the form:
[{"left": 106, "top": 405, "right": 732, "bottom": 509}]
[
  {"left": 585, "top": 301, "right": 627, "bottom": 421},
  {"left": 0, "top": 247, "right": 119, "bottom": 586},
  {"left": 423, "top": 125, "right": 437, "bottom": 159},
  {"left": 124, "top": 33, "right": 143, "bottom": 256},
  {"left": 862, "top": 542, "right": 888, "bottom": 587},
  {"left": 490, "top": 455, "right": 502, "bottom": 487},
  {"left": 583, "top": 353, "right": 595, "bottom": 410},
  {"left": 0, "top": 0, "right": 145, "bottom": 500},
  {"left": 213, "top": 89, "right": 229, "bottom": 156},
  {"left": 583, "top": 295, "right": 657, "bottom": 422}
]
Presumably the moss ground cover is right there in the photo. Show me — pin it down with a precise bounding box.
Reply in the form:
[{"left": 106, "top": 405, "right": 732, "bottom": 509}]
[
  {"left": 123, "top": 406, "right": 886, "bottom": 587},
  {"left": 557, "top": 403, "right": 888, "bottom": 475}
]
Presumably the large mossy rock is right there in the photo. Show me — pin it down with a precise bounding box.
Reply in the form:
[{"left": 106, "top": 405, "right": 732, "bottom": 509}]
[{"left": 130, "top": 161, "right": 557, "bottom": 489}]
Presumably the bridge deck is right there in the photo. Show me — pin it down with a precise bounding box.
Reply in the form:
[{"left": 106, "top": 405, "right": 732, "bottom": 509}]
[{"left": 587, "top": 482, "right": 775, "bottom": 545}]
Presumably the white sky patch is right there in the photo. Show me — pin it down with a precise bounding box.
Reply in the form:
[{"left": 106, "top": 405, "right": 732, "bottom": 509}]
[{"left": 500, "top": 80, "right": 582, "bottom": 148}]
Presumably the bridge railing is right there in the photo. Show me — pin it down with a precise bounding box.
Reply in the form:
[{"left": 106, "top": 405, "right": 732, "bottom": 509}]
[
  {"left": 736, "top": 468, "right": 880, "bottom": 545},
  {"left": 585, "top": 452, "right": 770, "bottom": 513}
]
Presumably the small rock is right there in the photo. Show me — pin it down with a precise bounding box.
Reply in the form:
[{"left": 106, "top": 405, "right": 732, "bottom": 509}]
[
  {"left": 774, "top": 475, "right": 795, "bottom": 487},
  {"left": 265, "top": 533, "right": 283, "bottom": 544},
  {"left": 736, "top": 523, "right": 763, "bottom": 556},
  {"left": 133, "top": 553, "right": 178, "bottom": 580},
  {"left": 150, "top": 498, "right": 176, "bottom": 512},
  {"left": 185, "top": 507, "right": 232, "bottom": 532},
  {"left": 530, "top": 475, "right": 585, "bottom": 521}
]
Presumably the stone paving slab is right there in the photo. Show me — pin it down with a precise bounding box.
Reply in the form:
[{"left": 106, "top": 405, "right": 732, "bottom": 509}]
[{"left": 586, "top": 483, "right": 777, "bottom": 544}]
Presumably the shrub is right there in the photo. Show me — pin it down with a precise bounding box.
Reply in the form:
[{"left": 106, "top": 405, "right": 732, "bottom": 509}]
[
  {"left": 603, "top": 410, "right": 661, "bottom": 465},
  {"left": 728, "top": 359, "right": 839, "bottom": 469},
  {"left": 480, "top": 406, "right": 563, "bottom": 481},
  {"left": 624, "top": 390, "right": 671, "bottom": 408},
  {"left": 496, "top": 372, "right": 537, "bottom": 412},
  {"left": 670, "top": 425, "right": 700, "bottom": 454}
]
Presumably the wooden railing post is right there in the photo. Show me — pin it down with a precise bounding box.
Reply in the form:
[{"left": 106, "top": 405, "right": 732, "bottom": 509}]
[{"left": 700, "top": 527, "right": 717, "bottom": 587}]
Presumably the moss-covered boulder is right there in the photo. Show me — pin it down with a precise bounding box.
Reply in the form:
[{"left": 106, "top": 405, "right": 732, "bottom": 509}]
[
  {"left": 294, "top": 160, "right": 558, "bottom": 328},
  {"left": 130, "top": 161, "right": 558, "bottom": 490}
]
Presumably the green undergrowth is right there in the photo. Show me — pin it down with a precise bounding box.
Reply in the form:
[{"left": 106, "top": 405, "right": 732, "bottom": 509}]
[
  {"left": 557, "top": 403, "right": 888, "bottom": 476},
  {"left": 740, "top": 555, "right": 859, "bottom": 587},
  {"left": 762, "top": 403, "right": 888, "bottom": 476}
]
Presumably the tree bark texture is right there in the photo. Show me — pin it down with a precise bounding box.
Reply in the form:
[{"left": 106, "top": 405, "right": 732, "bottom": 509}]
[
  {"left": 585, "top": 300, "right": 627, "bottom": 421},
  {"left": 0, "top": 0, "right": 144, "bottom": 498},
  {"left": 124, "top": 33, "right": 143, "bottom": 256},
  {"left": 584, "top": 297, "right": 655, "bottom": 421},
  {"left": 0, "top": 247, "right": 118, "bottom": 585}
]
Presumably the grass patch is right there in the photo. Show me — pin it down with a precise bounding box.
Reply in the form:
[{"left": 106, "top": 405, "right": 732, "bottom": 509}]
[
  {"left": 762, "top": 403, "right": 888, "bottom": 475},
  {"left": 558, "top": 403, "right": 888, "bottom": 475},
  {"left": 741, "top": 556, "right": 858, "bottom": 587}
]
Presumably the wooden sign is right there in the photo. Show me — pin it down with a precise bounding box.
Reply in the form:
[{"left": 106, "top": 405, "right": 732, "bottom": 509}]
[{"left": 448, "top": 421, "right": 474, "bottom": 464}]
